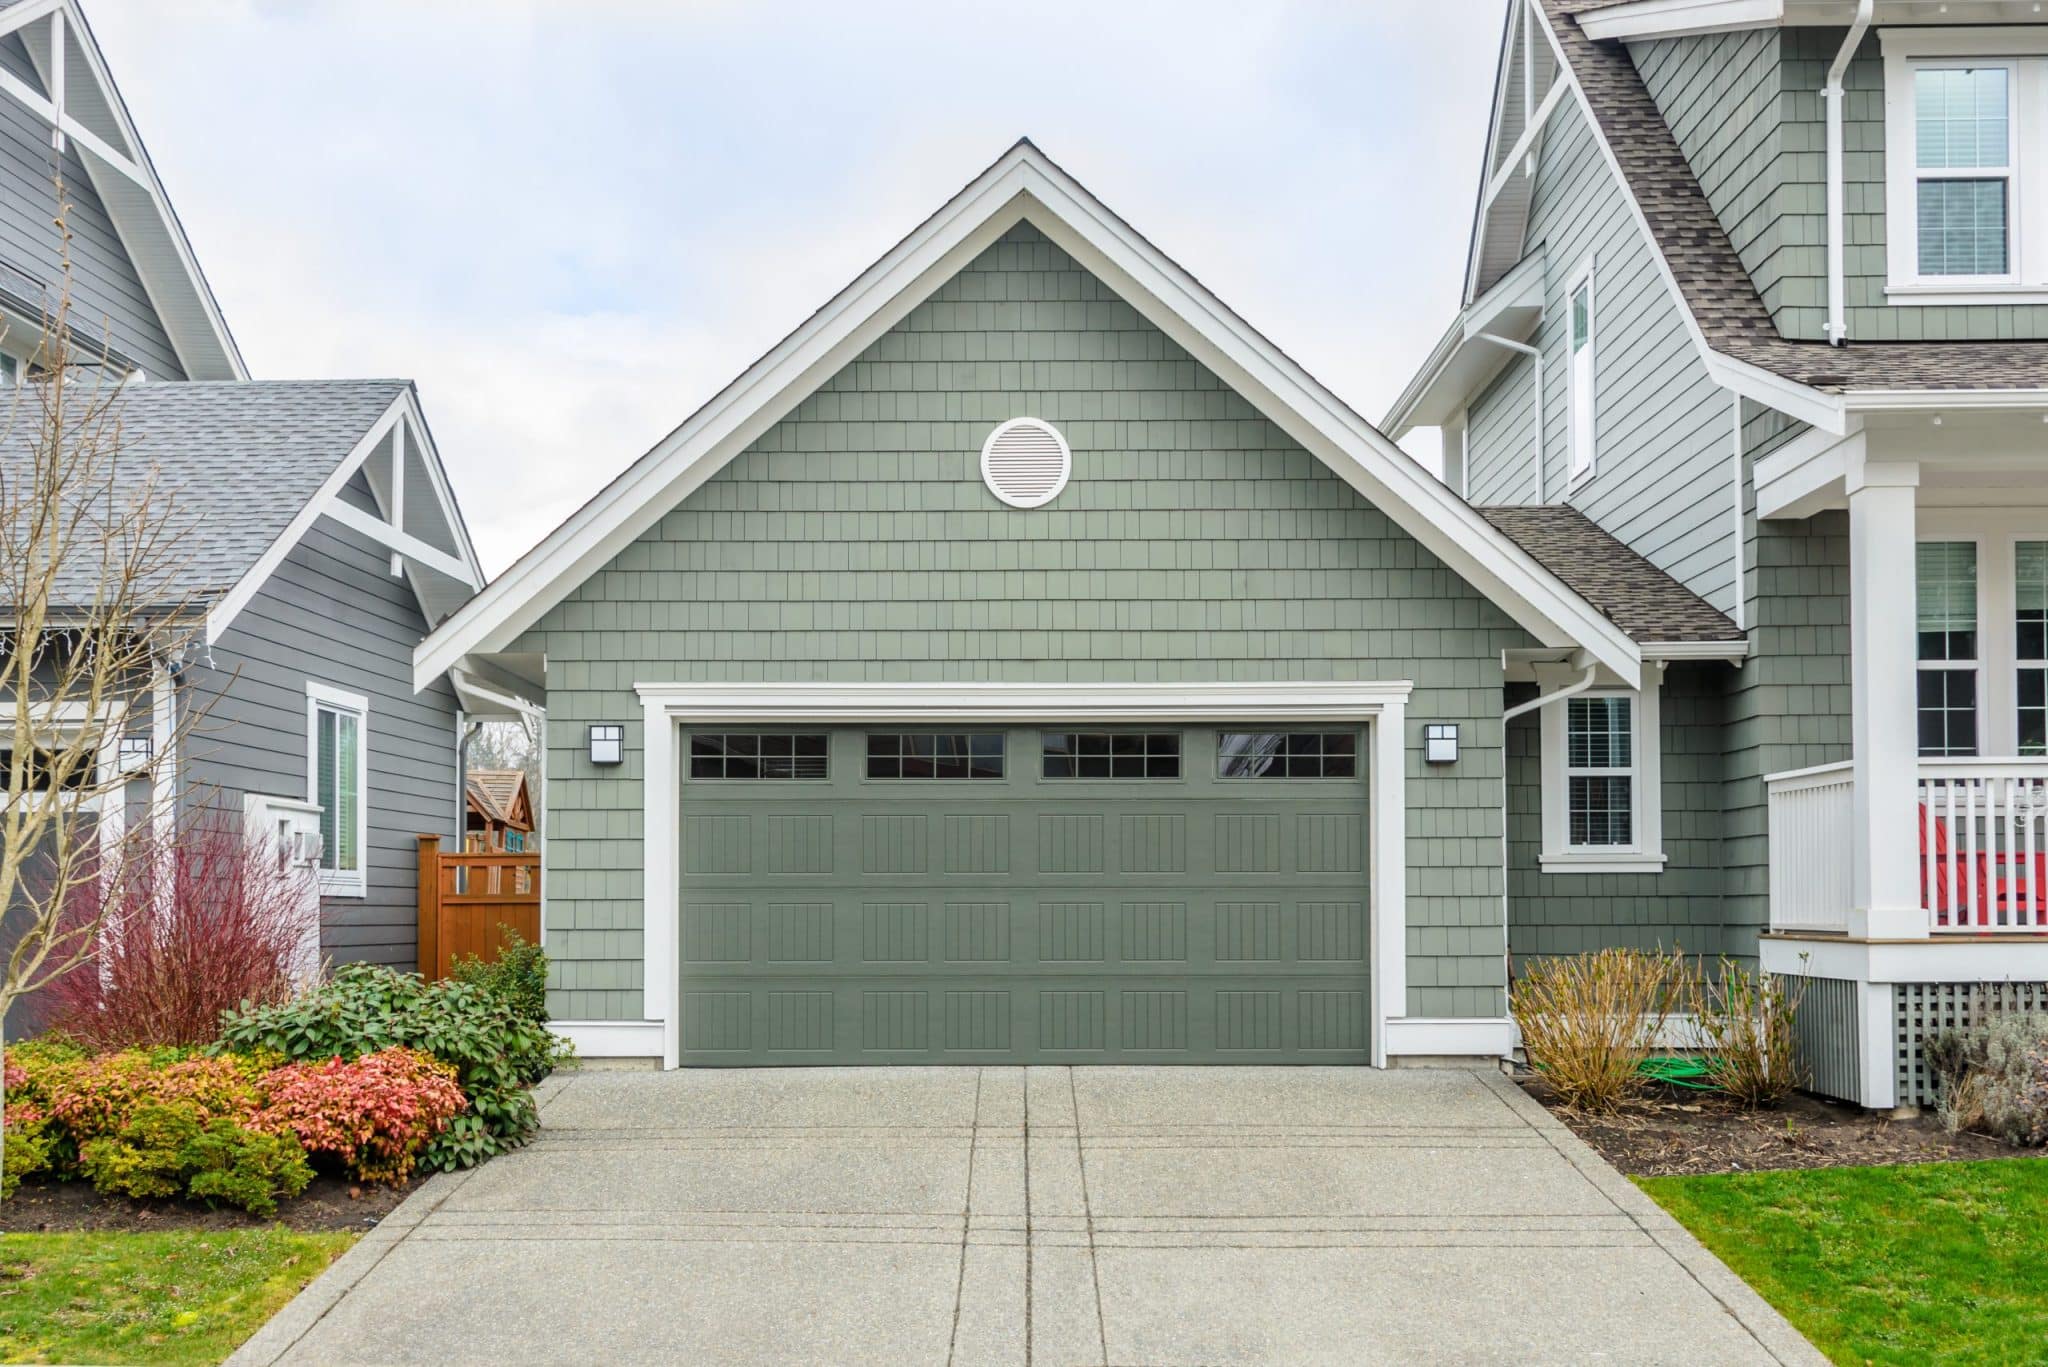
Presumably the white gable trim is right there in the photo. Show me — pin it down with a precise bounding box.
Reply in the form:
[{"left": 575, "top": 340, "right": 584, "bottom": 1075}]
[
  {"left": 0, "top": 1, "right": 245, "bottom": 380},
  {"left": 417, "top": 142, "right": 1644, "bottom": 691},
  {"left": 205, "top": 391, "right": 484, "bottom": 645}
]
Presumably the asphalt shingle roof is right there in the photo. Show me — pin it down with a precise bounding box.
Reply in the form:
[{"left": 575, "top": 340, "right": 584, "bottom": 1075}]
[
  {"left": 0, "top": 379, "right": 408, "bottom": 605},
  {"left": 1479, "top": 504, "right": 1742, "bottom": 644},
  {"left": 1540, "top": 0, "right": 2048, "bottom": 392}
]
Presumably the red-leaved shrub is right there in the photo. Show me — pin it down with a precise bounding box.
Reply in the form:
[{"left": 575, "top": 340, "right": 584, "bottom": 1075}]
[
  {"left": 256, "top": 1047, "right": 466, "bottom": 1184},
  {"left": 46, "top": 814, "right": 319, "bottom": 1048}
]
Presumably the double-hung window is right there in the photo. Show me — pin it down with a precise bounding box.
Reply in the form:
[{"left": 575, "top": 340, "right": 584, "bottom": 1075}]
[
  {"left": 1884, "top": 31, "right": 2048, "bottom": 300},
  {"left": 1567, "top": 262, "right": 1595, "bottom": 484},
  {"left": 1916, "top": 541, "right": 1980, "bottom": 757},
  {"left": 1538, "top": 680, "right": 1664, "bottom": 873},
  {"left": 2020, "top": 541, "right": 2048, "bottom": 756},
  {"left": 306, "top": 683, "right": 367, "bottom": 897}
]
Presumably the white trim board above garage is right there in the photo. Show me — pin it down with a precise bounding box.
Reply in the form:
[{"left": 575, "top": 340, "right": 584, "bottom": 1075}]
[{"left": 417, "top": 140, "right": 1646, "bottom": 692}]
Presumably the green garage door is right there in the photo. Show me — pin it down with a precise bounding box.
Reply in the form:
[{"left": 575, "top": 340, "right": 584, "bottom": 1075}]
[{"left": 676, "top": 726, "right": 1369, "bottom": 1064}]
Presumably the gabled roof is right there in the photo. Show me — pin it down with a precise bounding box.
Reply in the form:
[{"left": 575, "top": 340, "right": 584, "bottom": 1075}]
[
  {"left": 417, "top": 139, "right": 1651, "bottom": 691},
  {"left": 0, "top": 0, "right": 246, "bottom": 380},
  {"left": 0, "top": 378, "right": 483, "bottom": 638},
  {"left": 466, "top": 768, "right": 532, "bottom": 832},
  {"left": 1536, "top": 0, "right": 2048, "bottom": 397},
  {"left": 1477, "top": 505, "right": 1742, "bottom": 645}
]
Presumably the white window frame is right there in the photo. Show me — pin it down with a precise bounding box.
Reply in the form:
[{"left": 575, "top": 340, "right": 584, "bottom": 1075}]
[
  {"left": 1914, "top": 534, "right": 1984, "bottom": 758},
  {"left": 2018, "top": 536, "right": 2048, "bottom": 757},
  {"left": 1884, "top": 29, "right": 2047, "bottom": 303},
  {"left": 1566, "top": 258, "right": 1596, "bottom": 487},
  {"left": 1539, "top": 675, "right": 1665, "bottom": 874},
  {"left": 305, "top": 681, "right": 369, "bottom": 898}
]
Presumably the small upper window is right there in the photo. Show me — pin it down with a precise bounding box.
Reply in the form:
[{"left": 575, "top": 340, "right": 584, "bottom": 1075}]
[
  {"left": 1914, "top": 67, "right": 2013, "bottom": 277},
  {"left": 1537, "top": 678, "right": 1664, "bottom": 873},
  {"left": 307, "top": 683, "right": 368, "bottom": 896},
  {"left": 1042, "top": 732, "right": 1180, "bottom": 779},
  {"left": 1218, "top": 732, "right": 1358, "bottom": 779},
  {"left": 1568, "top": 266, "right": 1595, "bottom": 483},
  {"left": 867, "top": 733, "right": 1004, "bottom": 779},
  {"left": 689, "top": 733, "right": 828, "bottom": 780},
  {"left": 1565, "top": 696, "right": 1633, "bottom": 847}
]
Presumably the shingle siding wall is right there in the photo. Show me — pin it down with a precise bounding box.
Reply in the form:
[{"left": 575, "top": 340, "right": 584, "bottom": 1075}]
[
  {"left": 525, "top": 222, "right": 1535, "bottom": 1023},
  {"left": 0, "top": 36, "right": 184, "bottom": 379},
  {"left": 1463, "top": 100, "right": 1742, "bottom": 619},
  {"left": 1506, "top": 665, "right": 1729, "bottom": 969},
  {"left": 1723, "top": 511, "right": 1851, "bottom": 960},
  {"left": 183, "top": 472, "right": 460, "bottom": 967}
]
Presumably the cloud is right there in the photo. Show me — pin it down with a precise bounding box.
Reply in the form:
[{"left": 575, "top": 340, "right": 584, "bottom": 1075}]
[{"left": 83, "top": 0, "right": 1500, "bottom": 571}]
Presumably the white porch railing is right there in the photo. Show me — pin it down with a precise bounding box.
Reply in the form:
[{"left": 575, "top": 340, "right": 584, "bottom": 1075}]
[
  {"left": 1766, "top": 761, "right": 1856, "bottom": 933},
  {"left": 1766, "top": 758, "right": 2048, "bottom": 934}
]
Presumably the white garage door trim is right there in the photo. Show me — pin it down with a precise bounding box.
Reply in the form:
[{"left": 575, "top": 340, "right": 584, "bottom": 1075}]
[{"left": 630, "top": 680, "right": 1412, "bottom": 1070}]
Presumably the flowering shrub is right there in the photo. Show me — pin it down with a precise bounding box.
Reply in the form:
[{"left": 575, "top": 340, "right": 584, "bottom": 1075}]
[
  {"left": 45, "top": 816, "right": 319, "bottom": 1049},
  {"left": 256, "top": 1048, "right": 467, "bottom": 1184}
]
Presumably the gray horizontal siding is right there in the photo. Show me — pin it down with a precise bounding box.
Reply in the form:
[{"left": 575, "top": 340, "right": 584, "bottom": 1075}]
[
  {"left": 182, "top": 472, "right": 459, "bottom": 968},
  {"left": 0, "top": 36, "right": 183, "bottom": 379}
]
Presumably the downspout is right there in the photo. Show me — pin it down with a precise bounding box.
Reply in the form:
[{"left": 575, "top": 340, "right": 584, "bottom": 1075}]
[
  {"left": 1472, "top": 333, "right": 1545, "bottom": 503},
  {"left": 1825, "top": 0, "right": 1875, "bottom": 345},
  {"left": 456, "top": 715, "right": 482, "bottom": 851}
]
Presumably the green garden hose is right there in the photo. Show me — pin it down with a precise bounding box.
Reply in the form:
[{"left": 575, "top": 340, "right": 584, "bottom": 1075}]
[{"left": 1638, "top": 1055, "right": 1721, "bottom": 1090}]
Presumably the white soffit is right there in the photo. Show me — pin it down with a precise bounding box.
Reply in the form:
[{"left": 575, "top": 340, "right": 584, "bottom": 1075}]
[{"left": 415, "top": 141, "right": 1644, "bottom": 691}]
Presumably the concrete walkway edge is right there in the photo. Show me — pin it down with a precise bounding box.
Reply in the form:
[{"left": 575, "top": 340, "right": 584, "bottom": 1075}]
[{"left": 1475, "top": 1069, "right": 1828, "bottom": 1367}]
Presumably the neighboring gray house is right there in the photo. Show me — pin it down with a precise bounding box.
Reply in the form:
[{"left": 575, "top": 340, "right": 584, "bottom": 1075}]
[
  {"left": 1386, "top": 0, "right": 2048, "bottom": 1108},
  {"left": 0, "top": 1, "right": 485, "bottom": 995}
]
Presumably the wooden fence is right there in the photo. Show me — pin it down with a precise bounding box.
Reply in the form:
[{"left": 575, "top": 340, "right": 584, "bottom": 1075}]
[{"left": 416, "top": 834, "right": 540, "bottom": 981}]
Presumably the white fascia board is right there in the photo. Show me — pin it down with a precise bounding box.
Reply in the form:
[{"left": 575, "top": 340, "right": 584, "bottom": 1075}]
[
  {"left": 1383, "top": 317, "right": 1464, "bottom": 438},
  {"left": 204, "top": 397, "right": 406, "bottom": 644},
  {"left": 1387, "top": 252, "right": 1547, "bottom": 436},
  {"left": 1755, "top": 422, "right": 1862, "bottom": 518},
  {"left": 420, "top": 142, "right": 1644, "bottom": 692},
  {"left": 1463, "top": 2, "right": 1527, "bottom": 305},
  {"left": 1576, "top": 0, "right": 1785, "bottom": 41},
  {"left": 5, "top": 2, "right": 246, "bottom": 380},
  {"left": 1843, "top": 387, "right": 2048, "bottom": 414},
  {"left": 1641, "top": 639, "right": 1750, "bottom": 661}
]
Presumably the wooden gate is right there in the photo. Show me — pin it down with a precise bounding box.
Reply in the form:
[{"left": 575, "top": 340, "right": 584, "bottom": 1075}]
[{"left": 416, "top": 834, "right": 540, "bottom": 981}]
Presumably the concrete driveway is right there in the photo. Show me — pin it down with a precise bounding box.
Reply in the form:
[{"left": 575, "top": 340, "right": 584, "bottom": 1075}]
[{"left": 231, "top": 1066, "right": 1822, "bottom": 1366}]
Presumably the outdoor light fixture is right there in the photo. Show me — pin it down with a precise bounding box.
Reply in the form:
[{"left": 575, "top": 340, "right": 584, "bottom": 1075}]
[
  {"left": 117, "top": 736, "right": 153, "bottom": 772},
  {"left": 588, "top": 724, "right": 624, "bottom": 766},
  {"left": 1425, "top": 723, "right": 1459, "bottom": 765}
]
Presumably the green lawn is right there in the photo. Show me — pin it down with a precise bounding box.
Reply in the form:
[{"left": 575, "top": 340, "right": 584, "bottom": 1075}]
[
  {"left": 1641, "top": 1160, "right": 2048, "bottom": 1366},
  {"left": 0, "top": 1229, "right": 354, "bottom": 1366}
]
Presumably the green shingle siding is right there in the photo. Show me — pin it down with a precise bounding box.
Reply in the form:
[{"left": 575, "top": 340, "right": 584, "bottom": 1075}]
[
  {"left": 1506, "top": 665, "right": 1729, "bottom": 969},
  {"left": 1634, "top": 28, "right": 2048, "bottom": 343},
  {"left": 526, "top": 222, "right": 1533, "bottom": 1022}
]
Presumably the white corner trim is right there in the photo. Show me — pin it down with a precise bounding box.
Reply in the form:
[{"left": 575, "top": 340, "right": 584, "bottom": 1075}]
[
  {"left": 638, "top": 680, "right": 1411, "bottom": 1071},
  {"left": 416, "top": 142, "right": 1643, "bottom": 692},
  {"left": 552, "top": 1020, "right": 665, "bottom": 1059},
  {"left": 1384, "top": 1016, "right": 1515, "bottom": 1058}
]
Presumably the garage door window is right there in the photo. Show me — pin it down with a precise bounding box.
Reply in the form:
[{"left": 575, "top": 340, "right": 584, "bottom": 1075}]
[
  {"left": 1218, "top": 732, "right": 1358, "bottom": 779},
  {"left": 689, "top": 733, "right": 828, "bottom": 779},
  {"left": 867, "top": 733, "right": 1004, "bottom": 779},
  {"left": 1042, "top": 732, "right": 1180, "bottom": 779}
]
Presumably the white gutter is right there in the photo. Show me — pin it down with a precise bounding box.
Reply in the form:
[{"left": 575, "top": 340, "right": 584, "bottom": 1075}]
[
  {"left": 1472, "top": 332, "right": 1546, "bottom": 502},
  {"left": 1503, "top": 662, "right": 1598, "bottom": 723},
  {"left": 1824, "top": 0, "right": 1874, "bottom": 345}
]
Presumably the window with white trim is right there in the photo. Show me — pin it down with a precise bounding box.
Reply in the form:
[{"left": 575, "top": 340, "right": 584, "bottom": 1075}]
[
  {"left": 1884, "top": 30, "right": 2048, "bottom": 299},
  {"left": 2017, "top": 541, "right": 2047, "bottom": 755},
  {"left": 1538, "top": 679, "right": 1664, "bottom": 873},
  {"left": 1916, "top": 541, "right": 1979, "bottom": 757},
  {"left": 306, "top": 683, "right": 368, "bottom": 896},
  {"left": 1567, "top": 265, "right": 1595, "bottom": 483}
]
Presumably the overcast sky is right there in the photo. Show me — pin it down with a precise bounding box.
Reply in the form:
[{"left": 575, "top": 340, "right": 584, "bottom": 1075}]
[{"left": 88, "top": 1, "right": 1504, "bottom": 574}]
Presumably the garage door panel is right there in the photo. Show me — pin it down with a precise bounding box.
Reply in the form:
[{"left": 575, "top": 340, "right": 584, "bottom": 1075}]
[{"left": 677, "top": 725, "right": 1370, "bottom": 1065}]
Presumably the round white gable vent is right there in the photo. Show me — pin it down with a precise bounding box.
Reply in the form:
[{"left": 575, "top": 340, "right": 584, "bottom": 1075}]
[{"left": 980, "top": 417, "right": 1071, "bottom": 509}]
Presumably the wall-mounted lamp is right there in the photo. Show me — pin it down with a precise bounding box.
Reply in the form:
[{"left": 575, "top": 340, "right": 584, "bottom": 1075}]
[
  {"left": 1424, "top": 723, "right": 1460, "bottom": 765},
  {"left": 587, "top": 723, "right": 624, "bottom": 766},
  {"left": 117, "top": 736, "right": 153, "bottom": 773}
]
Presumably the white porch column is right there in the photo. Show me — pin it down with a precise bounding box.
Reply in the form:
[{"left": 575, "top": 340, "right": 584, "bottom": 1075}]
[{"left": 1848, "top": 459, "right": 1924, "bottom": 940}]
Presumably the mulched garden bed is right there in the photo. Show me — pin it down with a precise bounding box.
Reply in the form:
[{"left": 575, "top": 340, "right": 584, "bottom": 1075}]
[
  {"left": 0, "top": 1172, "right": 413, "bottom": 1234},
  {"left": 1518, "top": 1073, "right": 2043, "bottom": 1178}
]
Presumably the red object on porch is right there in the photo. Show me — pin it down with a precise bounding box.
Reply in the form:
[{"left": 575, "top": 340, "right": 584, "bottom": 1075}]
[{"left": 1919, "top": 804, "right": 1988, "bottom": 927}]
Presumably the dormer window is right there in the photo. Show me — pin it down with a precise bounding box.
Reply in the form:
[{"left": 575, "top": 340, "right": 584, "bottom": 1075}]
[{"left": 1885, "top": 30, "right": 2046, "bottom": 301}]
